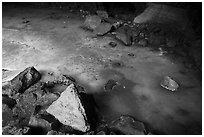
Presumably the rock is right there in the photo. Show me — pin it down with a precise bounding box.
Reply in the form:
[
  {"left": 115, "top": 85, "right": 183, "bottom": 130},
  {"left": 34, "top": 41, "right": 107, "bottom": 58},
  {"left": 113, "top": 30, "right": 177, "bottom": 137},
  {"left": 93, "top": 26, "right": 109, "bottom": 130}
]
[
  {"left": 104, "top": 79, "right": 119, "bottom": 92},
  {"left": 2, "top": 125, "right": 30, "bottom": 135},
  {"left": 83, "top": 15, "right": 101, "bottom": 30},
  {"left": 93, "top": 23, "right": 112, "bottom": 36},
  {"left": 47, "top": 130, "right": 65, "bottom": 135},
  {"left": 109, "top": 42, "right": 117, "bottom": 47},
  {"left": 96, "top": 10, "right": 108, "bottom": 19},
  {"left": 96, "top": 130, "right": 106, "bottom": 135},
  {"left": 160, "top": 76, "right": 179, "bottom": 92},
  {"left": 54, "top": 74, "right": 75, "bottom": 85},
  {"left": 166, "top": 39, "right": 176, "bottom": 47},
  {"left": 108, "top": 115, "right": 147, "bottom": 135},
  {"left": 46, "top": 84, "right": 96, "bottom": 132},
  {"left": 133, "top": 3, "right": 189, "bottom": 30},
  {"left": 138, "top": 39, "right": 148, "bottom": 47},
  {"left": 9, "top": 66, "right": 41, "bottom": 95},
  {"left": 28, "top": 115, "right": 51, "bottom": 131},
  {"left": 115, "top": 26, "right": 132, "bottom": 46}
]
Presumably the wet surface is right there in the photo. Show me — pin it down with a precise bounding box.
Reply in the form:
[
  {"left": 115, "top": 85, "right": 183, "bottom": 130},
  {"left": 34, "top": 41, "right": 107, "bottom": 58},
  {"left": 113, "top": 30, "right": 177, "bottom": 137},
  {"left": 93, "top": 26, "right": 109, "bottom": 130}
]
[{"left": 2, "top": 5, "right": 201, "bottom": 135}]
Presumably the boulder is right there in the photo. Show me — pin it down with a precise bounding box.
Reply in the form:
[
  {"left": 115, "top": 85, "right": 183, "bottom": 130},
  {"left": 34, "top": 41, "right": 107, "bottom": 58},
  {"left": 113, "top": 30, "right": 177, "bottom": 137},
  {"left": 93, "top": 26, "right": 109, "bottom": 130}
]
[
  {"left": 115, "top": 26, "right": 132, "bottom": 46},
  {"left": 109, "top": 41, "right": 117, "bottom": 47},
  {"left": 160, "top": 76, "right": 179, "bottom": 92},
  {"left": 83, "top": 15, "right": 101, "bottom": 30},
  {"left": 46, "top": 84, "right": 96, "bottom": 132},
  {"left": 96, "top": 10, "right": 108, "bottom": 19},
  {"left": 93, "top": 23, "right": 112, "bottom": 36},
  {"left": 108, "top": 115, "right": 147, "bottom": 135},
  {"left": 133, "top": 3, "right": 190, "bottom": 30},
  {"left": 9, "top": 67, "right": 41, "bottom": 95}
]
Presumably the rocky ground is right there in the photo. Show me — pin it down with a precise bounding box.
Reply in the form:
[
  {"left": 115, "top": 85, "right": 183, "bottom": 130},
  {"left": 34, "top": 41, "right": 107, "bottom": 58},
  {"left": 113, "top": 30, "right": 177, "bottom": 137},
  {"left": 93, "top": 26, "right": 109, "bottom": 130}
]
[{"left": 2, "top": 3, "right": 202, "bottom": 135}]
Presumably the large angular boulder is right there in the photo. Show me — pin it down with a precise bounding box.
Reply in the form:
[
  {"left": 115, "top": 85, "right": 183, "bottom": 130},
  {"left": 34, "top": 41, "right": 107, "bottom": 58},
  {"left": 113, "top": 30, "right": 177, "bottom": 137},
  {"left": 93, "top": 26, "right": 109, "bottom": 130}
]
[
  {"left": 108, "top": 115, "right": 147, "bottom": 135},
  {"left": 9, "top": 67, "right": 41, "bottom": 95},
  {"left": 160, "top": 76, "right": 179, "bottom": 92},
  {"left": 83, "top": 15, "right": 101, "bottom": 30},
  {"left": 46, "top": 84, "right": 96, "bottom": 132}
]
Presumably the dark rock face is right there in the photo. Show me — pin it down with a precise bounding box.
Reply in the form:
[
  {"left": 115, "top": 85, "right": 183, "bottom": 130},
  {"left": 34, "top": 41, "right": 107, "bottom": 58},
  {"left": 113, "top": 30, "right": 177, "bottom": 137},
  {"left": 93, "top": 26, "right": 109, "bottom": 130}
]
[
  {"left": 46, "top": 83, "right": 97, "bottom": 132},
  {"left": 108, "top": 115, "right": 147, "bottom": 135},
  {"left": 9, "top": 67, "right": 41, "bottom": 95}
]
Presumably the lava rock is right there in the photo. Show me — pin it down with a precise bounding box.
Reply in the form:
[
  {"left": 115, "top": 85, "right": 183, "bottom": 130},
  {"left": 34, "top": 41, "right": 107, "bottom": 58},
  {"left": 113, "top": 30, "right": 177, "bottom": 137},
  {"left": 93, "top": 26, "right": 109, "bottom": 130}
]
[
  {"left": 104, "top": 79, "right": 119, "bottom": 92},
  {"left": 46, "top": 84, "right": 96, "bottom": 132},
  {"left": 93, "top": 23, "right": 112, "bottom": 36},
  {"left": 108, "top": 115, "right": 147, "bottom": 135},
  {"left": 96, "top": 10, "right": 108, "bottom": 19},
  {"left": 83, "top": 15, "right": 101, "bottom": 30},
  {"left": 109, "top": 42, "right": 117, "bottom": 47},
  {"left": 9, "top": 66, "right": 41, "bottom": 95},
  {"left": 160, "top": 76, "right": 179, "bottom": 92}
]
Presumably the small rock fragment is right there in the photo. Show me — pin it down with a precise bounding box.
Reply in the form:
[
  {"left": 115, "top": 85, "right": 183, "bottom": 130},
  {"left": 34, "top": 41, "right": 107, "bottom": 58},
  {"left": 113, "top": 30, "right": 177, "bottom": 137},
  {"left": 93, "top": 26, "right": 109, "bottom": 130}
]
[
  {"left": 109, "top": 42, "right": 117, "bottom": 47},
  {"left": 83, "top": 15, "right": 101, "bottom": 30},
  {"left": 2, "top": 125, "right": 30, "bottom": 135},
  {"left": 138, "top": 39, "right": 148, "bottom": 47},
  {"left": 108, "top": 115, "right": 147, "bottom": 135},
  {"left": 9, "top": 66, "right": 41, "bottom": 95},
  {"left": 96, "top": 10, "right": 108, "bottom": 19},
  {"left": 29, "top": 115, "right": 51, "bottom": 131},
  {"left": 104, "top": 79, "right": 119, "bottom": 92},
  {"left": 160, "top": 76, "right": 179, "bottom": 91},
  {"left": 94, "top": 23, "right": 112, "bottom": 36}
]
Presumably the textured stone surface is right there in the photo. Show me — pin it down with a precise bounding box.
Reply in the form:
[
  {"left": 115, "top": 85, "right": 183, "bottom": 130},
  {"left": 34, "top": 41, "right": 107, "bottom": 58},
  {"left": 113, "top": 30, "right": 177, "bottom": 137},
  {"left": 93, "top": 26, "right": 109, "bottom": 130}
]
[
  {"left": 46, "top": 84, "right": 91, "bottom": 132},
  {"left": 83, "top": 15, "right": 101, "bottom": 30},
  {"left": 9, "top": 66, "right": 41, "bottom": 95}
]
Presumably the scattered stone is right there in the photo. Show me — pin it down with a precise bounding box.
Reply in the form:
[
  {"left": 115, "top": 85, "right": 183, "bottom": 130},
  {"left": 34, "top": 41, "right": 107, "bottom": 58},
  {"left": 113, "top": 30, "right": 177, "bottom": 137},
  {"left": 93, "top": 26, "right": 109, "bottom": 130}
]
[
  {"left": 108, "top": 115, "right": 147, "bottom": 135},
  {"left": 112, "top": 21, "right": 123, "bottom": 30},
  {"left": 104, "top": 79, "right": 119, "bottom": 92},
  {"left": 83, "top": 15, "right": 101, "bottom": 30},
  {"left": 160, "top": 76, "right": 179, "bottom": 92},
  {"left": 109, "top": 42, "right": 117, "bottom": 47},
  {"left": 22, "top": 20, "right": 30, "bottom": 24},
  {"left": 138, "top": 39, "right": 148, "bottom": 47},
  {"left": 9, "top": 66, "right": 41, "bottom": 95},
  {"left": 54, "top": 74, "right": 76, "bottom": 85},
  {"left": 94, "top": 23, "right": 112, "bottom": 36},
  {"left": 84, "top": 130, "right": 95, "bottom": 135},
  {"left": 96, "top": 10, "right": 108, "bottom": 19},
  {"left": 46, "top": 84, "right": 95, "bottom": 132}
]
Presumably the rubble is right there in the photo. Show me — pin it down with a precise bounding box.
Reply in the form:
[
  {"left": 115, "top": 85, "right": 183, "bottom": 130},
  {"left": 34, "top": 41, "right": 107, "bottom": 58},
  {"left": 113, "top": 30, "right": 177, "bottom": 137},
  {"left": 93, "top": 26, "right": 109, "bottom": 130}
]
[{"left": 160, "top": 76, "right": 179, "bottom": 91}]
